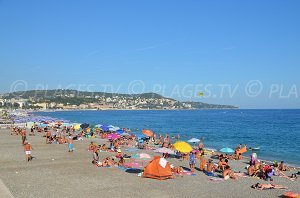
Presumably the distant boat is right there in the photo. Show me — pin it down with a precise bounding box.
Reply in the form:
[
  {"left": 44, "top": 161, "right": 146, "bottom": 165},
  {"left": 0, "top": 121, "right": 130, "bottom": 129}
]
[{"left": 250, "top": 147, "right": 260, "bottom": 151}]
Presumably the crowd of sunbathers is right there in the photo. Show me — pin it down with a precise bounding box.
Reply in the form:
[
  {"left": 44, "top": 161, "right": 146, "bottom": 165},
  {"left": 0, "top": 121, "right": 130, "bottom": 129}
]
[{"left": 10, "top": 125, "right": 298, "bottom": 192}]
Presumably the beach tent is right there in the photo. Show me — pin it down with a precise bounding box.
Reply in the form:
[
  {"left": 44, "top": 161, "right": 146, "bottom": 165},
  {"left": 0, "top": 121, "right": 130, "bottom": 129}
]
[
  {"left": 236, "top": 146, "right": 247, "bottom": 155},
  {"left": 142, "top": 156, "right": 173, "bottom": 180}
]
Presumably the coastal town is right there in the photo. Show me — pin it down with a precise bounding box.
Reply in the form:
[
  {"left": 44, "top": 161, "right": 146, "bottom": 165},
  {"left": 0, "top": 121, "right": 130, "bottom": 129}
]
[{"left": 0, "top": 90, "right": 236, "bottom": 110}]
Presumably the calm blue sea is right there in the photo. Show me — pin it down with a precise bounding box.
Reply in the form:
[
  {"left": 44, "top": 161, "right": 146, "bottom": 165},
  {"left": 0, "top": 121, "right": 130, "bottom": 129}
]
[{"left": 35, "top": 109, "right": 300, "bottom": 166}]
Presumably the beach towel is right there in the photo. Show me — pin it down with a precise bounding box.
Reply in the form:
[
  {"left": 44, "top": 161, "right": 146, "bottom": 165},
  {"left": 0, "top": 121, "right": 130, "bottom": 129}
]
[
  {"left": 234, "top": 172, "right": 248, "bottom": 178},
  {"left": 209, "top": 177, "right": 224, "bottom": 182},
  {"left": 125, "top": 148, "right": 139, "bottom": 152},
  {"left": 204, "top": 171, "right": 215, "bottom": 177},
  {"left": 117, "top": 166, "right": 128, "bottom": 171}
]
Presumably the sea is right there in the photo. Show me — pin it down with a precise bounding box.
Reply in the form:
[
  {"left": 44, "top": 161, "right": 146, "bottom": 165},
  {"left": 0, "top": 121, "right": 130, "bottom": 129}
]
[{"left": 35, "top": 109, "right": 300, "bottom": 167}]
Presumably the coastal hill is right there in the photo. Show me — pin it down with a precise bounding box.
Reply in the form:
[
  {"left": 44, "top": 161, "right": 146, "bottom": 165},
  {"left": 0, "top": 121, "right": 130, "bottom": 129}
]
[{"left": 0, "top": 89, "right": 238, "bottom": 110}]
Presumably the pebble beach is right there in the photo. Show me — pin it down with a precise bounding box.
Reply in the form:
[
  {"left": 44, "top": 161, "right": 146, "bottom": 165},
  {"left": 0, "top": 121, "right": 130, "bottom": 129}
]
[{"left": 0, "top": 128, "right": 299, "bottom": 198}]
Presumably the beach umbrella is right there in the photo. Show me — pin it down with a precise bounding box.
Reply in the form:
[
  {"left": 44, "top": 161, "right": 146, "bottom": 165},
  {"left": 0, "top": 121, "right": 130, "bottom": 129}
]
[
  {"left": 219, "top": 147, "right": 235, "bottom": 153},
  {"left": 116, "top": 129, "right": 124, "bottom": 134},
  {"left": 154, "top": 147, "right": 175, "bottom": 155},
  {"left": 121, "top": 132, "right": 130, "bottom": 136},
  {"left": 73, "top": 124, "right": 81, "bottom": 130},
  {"left": 107, "top": 133, "right": 120, "bottom": 140},
  {"left": 101, "top": 125, "right": 109, "bottom": 131},
  {"left": 142, "top": 129, "right": 153, "bottom": 137},
  {"left": 173, "top": 141, "right": 193, "bottom": 153},
  {"left": 40, "top": 123, "right": 48, "bottom": 128},
  {"left": 94, "top": 124, "right": 102, "bottom": 128},
  {"left": 80, "top": 123, "right": 89, "bottom": 129},
  {"left": 187, "top": 138, "right": 200, "bottom": 143},
  {"left": 62, "top": 123, "right": 72, "bottom": 127}
]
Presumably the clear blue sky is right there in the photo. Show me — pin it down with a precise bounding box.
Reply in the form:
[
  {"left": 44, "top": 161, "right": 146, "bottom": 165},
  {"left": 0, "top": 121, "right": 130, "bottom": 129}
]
[{"left": 0, "top": 0, "right": 299, "bottom": 108}]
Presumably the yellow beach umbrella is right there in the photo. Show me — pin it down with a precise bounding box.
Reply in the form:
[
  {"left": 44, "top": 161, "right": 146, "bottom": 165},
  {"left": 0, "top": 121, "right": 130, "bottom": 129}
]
[
  {"left": 74, "top": 124, "right": 81, "bottom": 130},
  {"left": 173, "top": 141, "right": 193, "bottom": 153}
]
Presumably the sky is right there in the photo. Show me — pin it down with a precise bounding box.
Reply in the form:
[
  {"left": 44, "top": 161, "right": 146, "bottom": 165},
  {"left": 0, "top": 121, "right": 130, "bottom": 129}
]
[{"left": 0, "top": 0, "right": 299, "bottom": 108}]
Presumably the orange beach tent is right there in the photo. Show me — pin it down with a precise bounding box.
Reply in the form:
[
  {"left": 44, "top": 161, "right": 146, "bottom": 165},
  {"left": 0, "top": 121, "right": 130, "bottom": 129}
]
[
  {"left": 236, "top": 146, "right": 247, "bottom": 155},
  {"left": 142, "top": 156, "right": 173, "bottom": 180}
]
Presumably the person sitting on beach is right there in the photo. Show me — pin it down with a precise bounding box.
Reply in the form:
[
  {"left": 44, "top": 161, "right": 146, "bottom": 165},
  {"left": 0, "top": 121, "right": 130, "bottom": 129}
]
[
  {"left": 235, "top": 153, "right": 243, "bottom": 160},
  {"left": 101, "top": 144, "right": 107, "bottom": 151},
  {"left": 168, "top": 143, "right": 173, "bottom": 149},
  {"left": 279, "top": 161, "right": 290, "bottom": 171},
  {"left": 171, "top": 165, "right": 184, "bottom": 176},
  {"left": 248, "top": 165, "right": 258, "bottom": 177},
  {"left": 88, "top": 142, "right": 96, "bottom": 151},
  {"left": 205, "top": 159, "right": 217, "bottom": 176},
  {"left": 251, "top": 183, "right": 288, "bottom": 190},
  {"left": 225, "top": 154, "right": 234, "bottom": 160},
  {"left": 118, "top": 157, "right": 125, "bottom": 167},
  {"left": 218, "top": 158, "right": 228, "bottom": 171},
  {"left": 116, "top": 149, "right": 122, "bottom": 158},
  {"left": 222, "top": 166, "right": 237, "bottom": 180}
]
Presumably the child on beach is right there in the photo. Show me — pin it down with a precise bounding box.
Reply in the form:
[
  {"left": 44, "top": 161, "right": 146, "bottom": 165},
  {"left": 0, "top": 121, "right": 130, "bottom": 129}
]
[
  {"left": 189, "top": 151, "right": 196, "bottom": 173},
  {"left": 68, "top": 136, "right": 74, "bottom": 152}
]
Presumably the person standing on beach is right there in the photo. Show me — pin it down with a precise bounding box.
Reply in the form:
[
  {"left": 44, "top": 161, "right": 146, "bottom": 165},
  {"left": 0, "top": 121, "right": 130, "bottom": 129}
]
[
  {"left": 68, "top": 136, "right": 74, "bottom": 152},
  {"left": 21, "top": 129, "right": 27, "bottom": 145},
  {"left": 198, "top": 138, "right": 204, "bottom": 150},
  {"left": 46, "top": 130, "right": 51, "bottom": 144},
  {"left": 189, "top": 151, "right": 196, "bottom": 173},
  {"left": 24, "top": 142, "right": 34, "bottom": 162}
]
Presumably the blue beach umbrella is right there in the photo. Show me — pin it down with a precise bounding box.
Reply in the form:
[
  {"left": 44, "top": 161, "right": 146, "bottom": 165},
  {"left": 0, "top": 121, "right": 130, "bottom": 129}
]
[
  {"left": 116, "top": 129, "right": 124, "bottom": 134},
  {"left": 220, "top": 147, "right": 235, "bottom": 153},
  {"left": 101, "top": 125, "right": 109, "bottom": 131}
]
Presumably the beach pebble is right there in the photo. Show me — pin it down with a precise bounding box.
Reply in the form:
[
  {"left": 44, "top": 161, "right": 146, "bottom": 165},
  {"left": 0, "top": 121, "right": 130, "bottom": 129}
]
[
  {"left": 52, "top": 159, "right": 55, "bottom": 161},
  {"left": 16, "top": 172, "right": 18, "bottom": 174}
]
